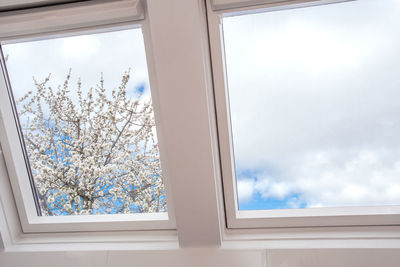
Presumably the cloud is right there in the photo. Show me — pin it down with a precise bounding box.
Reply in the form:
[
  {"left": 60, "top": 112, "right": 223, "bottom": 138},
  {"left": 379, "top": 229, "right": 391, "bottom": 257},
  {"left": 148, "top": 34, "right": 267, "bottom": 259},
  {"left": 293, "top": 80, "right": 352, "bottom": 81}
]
[
  {"left": 3, "top": 28, "right": 151, "bottom": 101},
  {"left": 237, "top": 179, "right": 255, "bottom": 203},
  {"left": 237, "top": 148, "right": 400, "bottom": 208},
  {"left": 224, "top": 0, "right": 400, "bottom": 209},
  {"left": 59, "top": 35, "right": 101, "bottom": 59},
  {"left": 293, "top": 149, "right": 400, "bottom": 207}
]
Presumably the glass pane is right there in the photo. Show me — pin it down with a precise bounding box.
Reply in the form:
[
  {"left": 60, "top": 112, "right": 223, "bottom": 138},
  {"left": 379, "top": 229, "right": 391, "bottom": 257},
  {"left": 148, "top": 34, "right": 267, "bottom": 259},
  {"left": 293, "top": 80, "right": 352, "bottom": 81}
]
[
  {"left": 223, "top": 0, "right": 400, "bottom": 210},
  {"left": 2, "top": 28, "right": 167, "bottom": 216}
]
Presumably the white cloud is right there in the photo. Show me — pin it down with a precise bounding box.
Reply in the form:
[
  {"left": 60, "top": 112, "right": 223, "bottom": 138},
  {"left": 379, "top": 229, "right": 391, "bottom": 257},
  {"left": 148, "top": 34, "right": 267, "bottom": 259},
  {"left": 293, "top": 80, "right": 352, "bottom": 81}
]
[
  {"left": 224, "top": 0, "right": 400, "bottom": 208},
  {"left": 237, "top": 179, "right": 255, "bottom": 203},
  {"left": 240, "top": 148, "right": 400, "bottom": 208},
  {"left": 293, "top": 149, "right": 400, "bottom": 207},
  {"left": 3, "top": 28, "right": 151, "bottom": 101},
  {"left": 59, "top": 35, "right": 101, "bottom": 59},
  {"left": 253, "top": 175, "right": 292, "bottom": 200}
]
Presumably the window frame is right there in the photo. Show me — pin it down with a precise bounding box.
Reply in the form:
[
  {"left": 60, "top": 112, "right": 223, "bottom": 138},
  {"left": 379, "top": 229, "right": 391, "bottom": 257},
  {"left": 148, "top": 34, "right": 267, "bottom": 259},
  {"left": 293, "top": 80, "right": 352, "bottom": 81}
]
[
  {"left": 210, "top": 0, "right": 326, "bottom": 10},
  {"left": 206, "top": 0, "right": 400, "bottom": 229},
  {"left": 0, "top": 0, "right": 176, "bottom": 233}
]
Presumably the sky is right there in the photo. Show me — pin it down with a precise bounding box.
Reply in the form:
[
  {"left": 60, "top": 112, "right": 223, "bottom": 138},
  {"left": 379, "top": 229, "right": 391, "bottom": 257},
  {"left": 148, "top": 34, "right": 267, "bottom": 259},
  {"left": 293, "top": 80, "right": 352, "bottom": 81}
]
[
  {"left": 3, "top": 26, "right": 156, "bottom": 148},
  {"left": 223, "top": 0, "right": 400, "bottom": 210},
  {"left": 3, "top": 28, "right": 152, "bottom": 102},
  {"left": 2, "top": 0, "right": 400, "bottom": 212},
  {"left": 2, "top": 27, "right": 161, "bottom": 211}
]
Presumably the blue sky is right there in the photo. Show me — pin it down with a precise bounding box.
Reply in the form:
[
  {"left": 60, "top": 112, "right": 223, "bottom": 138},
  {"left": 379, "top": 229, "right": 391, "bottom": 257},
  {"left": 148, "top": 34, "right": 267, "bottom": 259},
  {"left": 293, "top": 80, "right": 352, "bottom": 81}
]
[{"left": 239, "top": 193, "right": 306, "bottom": 210}]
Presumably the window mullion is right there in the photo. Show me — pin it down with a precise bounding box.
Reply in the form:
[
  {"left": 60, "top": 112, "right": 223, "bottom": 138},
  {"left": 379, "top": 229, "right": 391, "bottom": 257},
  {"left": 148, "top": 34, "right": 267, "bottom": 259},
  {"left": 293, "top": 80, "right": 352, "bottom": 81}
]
[{"left": 145, "top": 0, "right": 223, "bottom": 247}]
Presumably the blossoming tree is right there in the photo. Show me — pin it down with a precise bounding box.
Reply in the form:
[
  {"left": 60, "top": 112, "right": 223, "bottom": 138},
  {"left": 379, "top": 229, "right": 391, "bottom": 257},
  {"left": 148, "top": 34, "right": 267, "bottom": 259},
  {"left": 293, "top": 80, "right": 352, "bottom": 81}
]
[{"left": 16, "top": 70, "right": 166, "bottom": 216}]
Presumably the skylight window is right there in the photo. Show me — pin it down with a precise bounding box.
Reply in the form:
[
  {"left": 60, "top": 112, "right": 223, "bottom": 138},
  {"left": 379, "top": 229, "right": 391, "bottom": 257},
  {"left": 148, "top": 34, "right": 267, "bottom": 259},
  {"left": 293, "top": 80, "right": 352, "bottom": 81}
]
[
  {"left": 222, "top": 0, "right": 400, "bottom": 211},
  {"left": 1, "top": 28, "right": 167, "bottom": 216}
]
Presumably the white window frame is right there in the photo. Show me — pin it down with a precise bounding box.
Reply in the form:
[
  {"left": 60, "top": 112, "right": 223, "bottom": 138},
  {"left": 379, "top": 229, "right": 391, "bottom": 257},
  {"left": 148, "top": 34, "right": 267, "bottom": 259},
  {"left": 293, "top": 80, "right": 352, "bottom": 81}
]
[
  {"left": 210, "top": 0, "right": 326, "bottom": 10},
  {"left": 206, "top": 0, "right": 400, "bottom": 229},
  {"left": 0, "top": 0, "right": 176, "bottom": 233}
]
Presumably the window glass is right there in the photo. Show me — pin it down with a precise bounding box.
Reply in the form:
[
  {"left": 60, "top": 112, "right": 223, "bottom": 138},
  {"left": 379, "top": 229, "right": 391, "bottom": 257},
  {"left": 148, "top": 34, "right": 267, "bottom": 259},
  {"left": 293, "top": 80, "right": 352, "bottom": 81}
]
[
  {"left": 223, "top": 0, "right": 400, "bottom": 210},
  {"left": 2, "top": 28, "right": 167, "bottom": 216}
]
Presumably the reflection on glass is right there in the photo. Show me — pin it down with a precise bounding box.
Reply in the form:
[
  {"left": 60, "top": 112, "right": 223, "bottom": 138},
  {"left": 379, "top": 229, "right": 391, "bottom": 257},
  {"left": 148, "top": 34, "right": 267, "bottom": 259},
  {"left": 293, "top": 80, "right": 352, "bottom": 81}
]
[
  {"left": 2, "top": 28, "right": 167, "bottom": 216},
  {"left": 223, "top": 0, "right": 400, "bottom": 210}
]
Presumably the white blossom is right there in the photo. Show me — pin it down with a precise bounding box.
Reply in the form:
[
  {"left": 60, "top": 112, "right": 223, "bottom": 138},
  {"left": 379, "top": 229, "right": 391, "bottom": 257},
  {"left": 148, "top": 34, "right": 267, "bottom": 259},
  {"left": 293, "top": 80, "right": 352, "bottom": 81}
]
[{"left": 17, "top": 70, "right": 166, "bottom": 215}]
